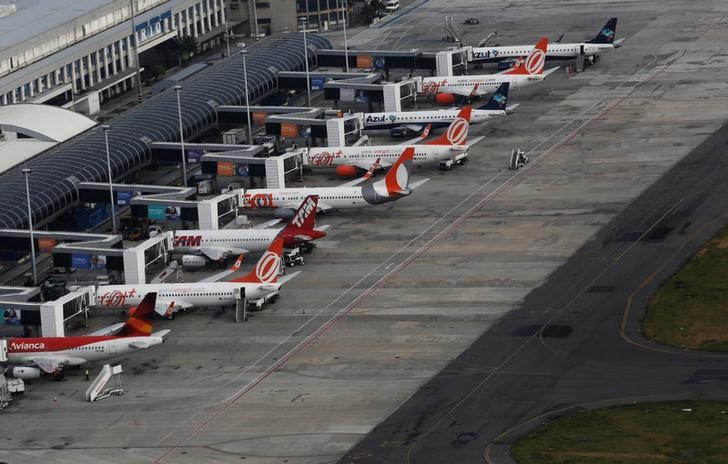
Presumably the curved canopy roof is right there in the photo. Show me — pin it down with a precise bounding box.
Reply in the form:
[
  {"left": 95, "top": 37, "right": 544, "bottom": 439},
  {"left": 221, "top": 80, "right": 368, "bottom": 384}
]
[
  {"left": 0, "top": 33, "right": 332, "bottom": 229},
  {"left": 0, "top": 104, "right": 97, "bottom": 142}
]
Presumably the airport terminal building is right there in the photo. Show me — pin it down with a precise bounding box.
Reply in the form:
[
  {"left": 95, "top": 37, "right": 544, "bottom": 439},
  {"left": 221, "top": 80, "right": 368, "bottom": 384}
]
[{"left": 0, "top": 0, "right": 229, "bottom": 114}]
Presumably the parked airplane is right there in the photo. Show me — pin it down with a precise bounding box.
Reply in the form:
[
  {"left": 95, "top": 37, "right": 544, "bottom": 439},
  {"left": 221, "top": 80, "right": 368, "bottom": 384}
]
[
  {"left": 97, "top": 235, "right": 292, "bottom": 315},
  {"left": 362, "top": 83, "right": 516, "bottom": 136},
  {"left": 4, "top": 292, "right": 170, "bottom": 379},
  {"left": 420, "top": 37, "right": 559, "bottom": 105},
  {"left": 306, "top": 106, "right": 479, "bottom": 176},
  {"left": 172, "top": 195, "right": 326, "bottom": 268},
  {"left": 242, "top": 146, "right": 427, "bottom": 213},
  {"left": 470, "top": 18, "right": 623, "bottom": 65}
]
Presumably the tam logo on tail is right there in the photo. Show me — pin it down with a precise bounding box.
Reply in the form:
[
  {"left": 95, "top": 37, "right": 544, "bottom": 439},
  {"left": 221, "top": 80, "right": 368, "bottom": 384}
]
[
  {"left": 506, "top": 37, "right": 548, "bottom": 75},
  {"left": 291, "top": 195, "right": 318, "bottom": 229}
]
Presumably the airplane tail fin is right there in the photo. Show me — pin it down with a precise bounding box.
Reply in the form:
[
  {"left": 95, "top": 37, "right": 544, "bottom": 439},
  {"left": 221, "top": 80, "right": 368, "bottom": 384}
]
[
  {"left": 588, "top": 17, "right": 617, "bottom": 44},
  {"left": 478, "top": 83, "right": 509, "bottom": 111},
  {"left": 229, "top": 235, "right": 283, "bottom": 284},
  {"left": 377, "top": 146, "right": 415, "bottom": 196},
  {"left": 280, "top": 195, "right": 326, "bottom": 245},
  {"left": 282, "top": 195, "right": 319, "bottom": 233},
  {"left": 117, "top": 292, "right": 157, "bottom": 337},
  {"left": 504, "top": 37, "right": 548, "bottom": 75},
  {"left": 425, "top": 105, "right": 472, "bottom": 146}
]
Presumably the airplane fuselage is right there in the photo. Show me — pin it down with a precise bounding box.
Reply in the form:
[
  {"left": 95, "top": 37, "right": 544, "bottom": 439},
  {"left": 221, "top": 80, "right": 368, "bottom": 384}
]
[
  {"left": 419, "top": 74, "right": 539, "bottom": 96},
  {"left": 97, "top": 282, "right": 279, "bottom": 310},
  {"left": 306, "top": 144, "right": 465, "bottom": 168},
  {"left": 470, "top": 42, "right": 616, "bottom": 63},
  {"left": 172, "top": 229, "right": 279, "bottom": 256},
  {"left": 362, "top": 109, "right": 499, "bottom": 130},
  {"left": 6, "top": 335, "right": 165, "bottom": 366}
]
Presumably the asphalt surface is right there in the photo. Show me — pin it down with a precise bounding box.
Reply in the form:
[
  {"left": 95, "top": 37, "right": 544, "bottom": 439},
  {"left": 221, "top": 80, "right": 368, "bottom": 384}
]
[{"left": 339, "top": 112, "right": 728, "bottom": 463}]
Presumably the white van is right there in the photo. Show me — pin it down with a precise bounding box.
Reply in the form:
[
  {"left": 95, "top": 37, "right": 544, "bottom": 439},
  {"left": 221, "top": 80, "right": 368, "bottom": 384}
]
[{"left": 385, "top": 0, "right": 399, "bottom": 12}]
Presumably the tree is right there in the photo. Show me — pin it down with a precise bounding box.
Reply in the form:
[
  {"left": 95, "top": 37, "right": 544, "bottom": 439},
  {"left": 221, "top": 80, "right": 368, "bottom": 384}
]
[{"left": 177, "top": 36, "right": 199, "bottom": 64}]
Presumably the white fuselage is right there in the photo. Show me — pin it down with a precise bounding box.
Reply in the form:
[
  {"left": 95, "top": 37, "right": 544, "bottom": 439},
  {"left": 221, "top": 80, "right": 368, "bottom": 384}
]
[
  {"left": 471, "top": 42, "right": 616, "bottom": 62},
  {"left": 173, "top": 228, "right": 279, "bottom": 255},
  {"left": 306, "top": 144, "right": 463, "bottom": 168},
  {"left": 97, "top": 281, "right": 279, "bottom": 310},
  {"left": 7, "top": 336, "right": 166, "bottom": 366},
  {"left": 242, "top": 188, "right": 372, "bottom": 210},
  {"left": 362, "top": 109, "right": 500, "bottom": 130},
  {"left": 420, "top": 73, "right": 539, "bottom": 95}
]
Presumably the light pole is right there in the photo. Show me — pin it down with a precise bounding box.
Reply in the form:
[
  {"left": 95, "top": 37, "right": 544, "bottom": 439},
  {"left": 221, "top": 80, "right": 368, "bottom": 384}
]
[
  {"left": 101, "top": 125, "right": 117, "bottom": 234},
  {"left": 299, "top": 17, "right": 311, "bottom": 107},
  {"left": 238, "top": 43, "right": 253, "bottom": 145},
  {"left": 173, "top": 85, "right": 188, "bottom": 187},
  {"left": 341, "top": 0, "right": 349, "bottom": 72},
  {"left": 224, "top": 20, "right": 231, "bottom": 57},
  {"left": 21, "top": 168, "right": 37, "bottom": 287},
  {"left": 251, "top": 0, "right": 259, "bottom": 38}
]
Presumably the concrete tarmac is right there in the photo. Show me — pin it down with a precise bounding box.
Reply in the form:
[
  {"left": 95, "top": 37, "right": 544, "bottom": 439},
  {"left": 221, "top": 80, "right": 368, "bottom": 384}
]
[{"left": 3, "top": 1, "right": 728, "bottom": 463}]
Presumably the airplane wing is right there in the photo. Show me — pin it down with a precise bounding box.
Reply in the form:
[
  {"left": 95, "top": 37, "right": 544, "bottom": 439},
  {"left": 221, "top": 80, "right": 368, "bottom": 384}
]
[
  {"left": 129, "top": 340, "right": 151, "bottom": 349},
  {"left": 317, "top": 202, "right": 334, "bottom": 212},
  {"left": 30, "top": 356, "right": 85, "bottom": 373},
  {"left": 89, "top": 322, "right": 126, "bottom": 336},
  {"left": 464, "top": 136, "right": 486, "bottom": 147},
  {"left": 253, "top": 218, "right": 282, "bottom": 229},
  {"left": 540, "top": 66, "right": 560, "bottom": 78},
  {"left": 409, "top": 178, "right": 430, "bottom": 190},
  {"left": 156, "top": 299, "right": 194, "bottom": 317},
  {"left": 614, "top": 37, "right": 626, "bottom": 47},
  {"left": 279, "top": 270, "right": 301, "bottom": 285},
  {"left": 199, "top": 246, "right": 250, "bottom": 261},
  {"left": 399, "top": 124, "right": 431, "bottom": 145},
  {"left": 505, "top": 103, "right": 520, "bottom": 113},
  {"left": 199, "top": 254, "right": 245, "bottom": 283}
]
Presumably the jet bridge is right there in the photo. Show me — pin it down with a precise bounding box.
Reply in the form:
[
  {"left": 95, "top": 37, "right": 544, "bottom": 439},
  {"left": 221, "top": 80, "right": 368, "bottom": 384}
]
[
  {"left": 324, "top": 77, "right": 419, "bottom": 112},
  {"left": 201, "top": 150, "right": 306, "bottom": 189},
  {"left": 0, "top": 285, "right": 94, "bottom": 337}
]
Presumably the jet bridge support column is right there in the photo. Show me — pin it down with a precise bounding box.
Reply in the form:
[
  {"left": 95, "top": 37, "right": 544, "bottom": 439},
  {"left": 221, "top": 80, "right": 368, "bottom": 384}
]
[
  {"left": 383, "top": 84, "right": 402, "bottom": 112},
  {"left": 436, "top": 51, "right": 454, "bottom": 77},
  {"left": 234, "top": 287, "right": 247, "bottom": 323}
]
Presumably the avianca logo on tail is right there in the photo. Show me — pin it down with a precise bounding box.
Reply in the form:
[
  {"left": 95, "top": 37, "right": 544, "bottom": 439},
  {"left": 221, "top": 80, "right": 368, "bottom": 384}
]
[
  {"left": 255, "top": 251, "right": 280, "bottom": 283},
  {"left": 292, "top": 196, "right": 316, "bottom": 228},
  {"left": 446, "top": 117, "right": 469, "bottom": 145}
]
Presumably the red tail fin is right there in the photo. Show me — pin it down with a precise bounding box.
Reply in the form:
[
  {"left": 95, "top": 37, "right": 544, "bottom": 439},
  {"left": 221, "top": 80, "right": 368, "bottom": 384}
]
[
  {"left": 283, "top": 195, "right": 319, "bottom": 233},
  {"left": 383, "top": 146, "right": 415, "bottom": 195},
  {"left": 504, "top": 37, "right": 548, "bottom": 75},
  {"left": 117, "top": 292, "right": 157, "bottom": 337},
  {"left": 230, "top": 235, "right": 283, "bottom": 284},
  {"left": 425, "top": 105, "right": 472, "bottom": 146}
]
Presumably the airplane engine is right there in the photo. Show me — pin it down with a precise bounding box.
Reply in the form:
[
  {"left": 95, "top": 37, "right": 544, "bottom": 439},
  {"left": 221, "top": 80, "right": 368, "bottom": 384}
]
[
  {"left": 181, "top": 255, "right": 208, "bottom": 269},
  {"left": 335, "top": 165, "right": 360, "bottom": 178},
  {"left": 435, "top": 93, "right": 457, "bottom": 106},
  {"left": 12, "top": 366, "right": 41, "bottom": 380}
]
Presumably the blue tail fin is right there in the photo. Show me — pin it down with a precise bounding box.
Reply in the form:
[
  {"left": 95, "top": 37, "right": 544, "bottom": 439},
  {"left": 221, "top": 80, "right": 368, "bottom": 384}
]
[
  {"left": 478, "top": 83, "right": 509, "bottom": 111},
  {"left": 588, "top": 17, "right": 617, "bottom": 44}
]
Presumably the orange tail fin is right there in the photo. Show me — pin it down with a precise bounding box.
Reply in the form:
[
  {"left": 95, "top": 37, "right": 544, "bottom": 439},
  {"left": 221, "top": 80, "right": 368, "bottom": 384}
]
[
  {"left": 117, "top": 292, "right": 157, "bottom": 337},
  {"left": 504, "top": 37, "right": 548, "bottom": 75},
  {"left": 230, "top": 235, "right": 284, "bottom": 284},
  {"left": 425, "top": 105, "right": 472, "bottom": 146}
]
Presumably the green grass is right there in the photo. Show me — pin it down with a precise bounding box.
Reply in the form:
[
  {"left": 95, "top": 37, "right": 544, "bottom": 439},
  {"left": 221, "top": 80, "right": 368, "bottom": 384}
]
[
  {"left": 642, "top": 226, "right": 728, "bottom": 351},
  {"left": 512, "top": 400, "right": 728, "bottom": 464}
]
